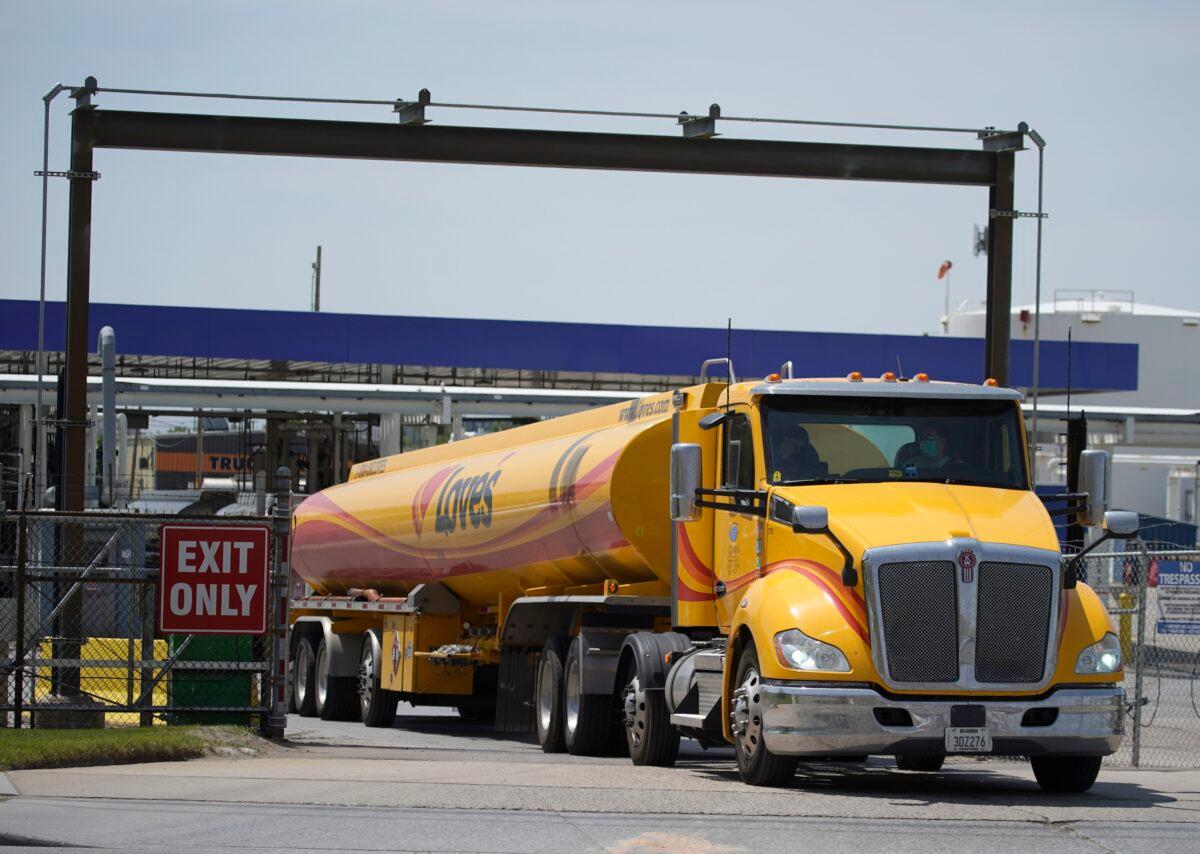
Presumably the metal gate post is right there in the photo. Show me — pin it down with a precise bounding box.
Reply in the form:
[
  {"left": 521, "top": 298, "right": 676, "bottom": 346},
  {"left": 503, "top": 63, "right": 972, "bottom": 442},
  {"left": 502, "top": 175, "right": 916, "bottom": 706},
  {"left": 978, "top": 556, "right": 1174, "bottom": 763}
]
[
  {"left": 1131, "top": 541, "right": 1150, "bottom": 767},
  {"left": 265, "top": 466, "right": 292, "bottom": 739},
  {"left": 13, "top": 514, "right": 27, "bottom": 728}
]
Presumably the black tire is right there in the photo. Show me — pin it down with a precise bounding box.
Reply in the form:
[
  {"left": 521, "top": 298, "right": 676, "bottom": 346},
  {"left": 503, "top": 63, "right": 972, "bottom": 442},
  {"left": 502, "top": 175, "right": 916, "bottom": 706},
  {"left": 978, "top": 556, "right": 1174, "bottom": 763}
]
[
  {"left": 731, "top": 643, "right": 798, "bottom": 787},
  {"left": 1030, "top": 755, "right": 1103, "bottom": 793},
  {"left": 563, "top": 636, "right": 611, "bottom": 756},
  {"left": 293, "top": 635, "right": 318, "bottom": 717},
  {"left": 896, "top": 754, "right": 945, "bottom": 772},
  {"left": 536, "top": 637, "right": 568, "bottom": 753},
  {"left": 624, "top": 668, "right": 680, "bottom": 767},
  {"left": 359, "top": 635, "right": 399, "bottom": 728},
  {"left": 621, "top": 632, "right": 689, "bottom": 767},
  {"left": 458, "top": 665, "right": 498, "bottom": 725},
  {"left": 315, "top": 637, "right": 361, "bottom": 722}
]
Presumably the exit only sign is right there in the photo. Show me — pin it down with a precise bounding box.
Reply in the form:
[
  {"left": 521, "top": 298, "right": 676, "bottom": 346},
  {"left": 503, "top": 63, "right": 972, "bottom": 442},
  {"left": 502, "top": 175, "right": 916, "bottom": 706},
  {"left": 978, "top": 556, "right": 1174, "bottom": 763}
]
[{"left": 158, "top": 525, "right": 270, "bottom": 634}]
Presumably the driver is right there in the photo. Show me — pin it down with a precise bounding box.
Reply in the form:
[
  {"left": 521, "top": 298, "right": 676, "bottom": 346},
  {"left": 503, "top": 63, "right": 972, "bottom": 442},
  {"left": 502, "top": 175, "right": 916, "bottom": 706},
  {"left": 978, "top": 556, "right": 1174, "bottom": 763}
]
[
  {"left": 774, "top": 426, "right": 824, "bottom": 481},
  {"left": 911, "top": 423, "right": 952, "bottom": 467}
]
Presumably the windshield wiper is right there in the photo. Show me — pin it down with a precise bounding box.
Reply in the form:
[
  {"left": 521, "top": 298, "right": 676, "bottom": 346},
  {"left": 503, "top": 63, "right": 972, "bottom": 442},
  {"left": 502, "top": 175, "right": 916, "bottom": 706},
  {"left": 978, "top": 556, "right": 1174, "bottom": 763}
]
[{"left": 775, "top": 477, "right": 864, "bottom": 486}]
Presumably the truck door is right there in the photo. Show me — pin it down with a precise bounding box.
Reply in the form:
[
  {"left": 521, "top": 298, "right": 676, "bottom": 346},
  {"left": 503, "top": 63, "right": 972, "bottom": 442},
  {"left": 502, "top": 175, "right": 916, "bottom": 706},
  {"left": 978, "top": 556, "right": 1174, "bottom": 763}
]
[{"left": 712, "top": 407, "right": 763, "bottom": 629}]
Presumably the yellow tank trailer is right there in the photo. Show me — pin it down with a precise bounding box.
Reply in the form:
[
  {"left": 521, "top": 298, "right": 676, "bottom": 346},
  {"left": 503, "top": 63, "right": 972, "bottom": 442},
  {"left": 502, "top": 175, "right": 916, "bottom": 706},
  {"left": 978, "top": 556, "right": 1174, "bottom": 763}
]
[{"left": 288, "top": 360, "right": 1134, "bottom": 792}]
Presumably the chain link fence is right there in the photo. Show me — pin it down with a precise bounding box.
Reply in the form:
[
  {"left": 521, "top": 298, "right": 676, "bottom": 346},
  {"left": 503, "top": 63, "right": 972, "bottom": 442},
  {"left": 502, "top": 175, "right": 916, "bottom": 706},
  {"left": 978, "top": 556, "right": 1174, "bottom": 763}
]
[
  {"left": 1079, "top": 541, "right": 1200, "bottom": 768},
  {"left": 1, "top": 511, "right": 285, "bottom": 732}
]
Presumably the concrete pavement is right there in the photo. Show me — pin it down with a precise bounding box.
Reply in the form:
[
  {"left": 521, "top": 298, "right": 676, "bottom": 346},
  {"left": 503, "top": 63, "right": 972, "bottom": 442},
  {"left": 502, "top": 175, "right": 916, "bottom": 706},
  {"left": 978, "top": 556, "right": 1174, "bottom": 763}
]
[{"left": 1, "top": 706, "right": 1197, "bottom": 852}]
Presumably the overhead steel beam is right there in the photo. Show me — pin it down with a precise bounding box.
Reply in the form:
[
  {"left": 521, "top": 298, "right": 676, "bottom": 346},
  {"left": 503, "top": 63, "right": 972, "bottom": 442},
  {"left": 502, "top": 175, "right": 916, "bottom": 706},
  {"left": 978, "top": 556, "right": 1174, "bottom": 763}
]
[
  {"left": 62, "top": 104, "right": 96, "bottom": 512},
  {"left": 89, "top": 109, "right": 999, "bottom": 186},
  {"left": 59, "top": 98, "right": 1020, "bottom": 519},
  {"left": 984, "top": 151, "right": 1016, "bottom": 384}
]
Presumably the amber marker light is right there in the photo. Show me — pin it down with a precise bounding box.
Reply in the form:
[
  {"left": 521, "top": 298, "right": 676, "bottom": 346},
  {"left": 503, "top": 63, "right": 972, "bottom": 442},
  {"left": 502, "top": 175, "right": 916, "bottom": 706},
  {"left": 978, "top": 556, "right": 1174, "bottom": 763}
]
[
  {"left": 847, "top": 371, "right": 863, "bottom": 382},
  {"left": 766, "top": 372, "right": 781, "bottom": 382},
  {"left": 914, "top": 372, "right": 930, "bottom": 382},
  {"left": 881, "top": 371, "right": 897, "bottom": 382},
  {"left": 984, "top": 377, "right": 999, "bottom": 387}
]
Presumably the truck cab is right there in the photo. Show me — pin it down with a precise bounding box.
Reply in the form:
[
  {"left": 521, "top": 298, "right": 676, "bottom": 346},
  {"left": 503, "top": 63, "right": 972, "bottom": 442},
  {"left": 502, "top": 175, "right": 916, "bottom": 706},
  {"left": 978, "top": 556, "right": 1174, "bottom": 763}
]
[{"left": 662, "top": 368, "right": 1132, "bottom": 791}]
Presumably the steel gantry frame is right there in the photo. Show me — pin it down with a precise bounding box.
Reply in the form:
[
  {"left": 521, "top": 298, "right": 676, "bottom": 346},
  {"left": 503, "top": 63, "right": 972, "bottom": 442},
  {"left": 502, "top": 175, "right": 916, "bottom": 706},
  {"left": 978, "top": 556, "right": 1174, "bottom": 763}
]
[{"left": 55, "top": 76, "right": 1026, "bottom": 510}]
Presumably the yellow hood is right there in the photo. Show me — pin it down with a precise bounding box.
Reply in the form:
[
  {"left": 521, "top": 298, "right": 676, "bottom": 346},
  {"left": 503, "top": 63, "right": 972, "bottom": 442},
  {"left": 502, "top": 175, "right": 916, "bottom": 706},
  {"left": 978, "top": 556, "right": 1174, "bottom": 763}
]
[{"left": 773, "top": 482, "right": 1059, "bottom": 554}]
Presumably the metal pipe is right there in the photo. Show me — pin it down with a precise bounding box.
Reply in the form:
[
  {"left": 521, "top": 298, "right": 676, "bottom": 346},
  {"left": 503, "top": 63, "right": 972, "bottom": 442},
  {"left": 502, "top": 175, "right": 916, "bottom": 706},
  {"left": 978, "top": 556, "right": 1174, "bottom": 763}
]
[
  {"left": 1030, "top": 138, "right": 1046, "bottom": 469},
  {"left": 99, "top": 326, "right": 116, "bottom": 505},
  {"left": 35, "top": 85, "right": 69, "bottom": 506}
]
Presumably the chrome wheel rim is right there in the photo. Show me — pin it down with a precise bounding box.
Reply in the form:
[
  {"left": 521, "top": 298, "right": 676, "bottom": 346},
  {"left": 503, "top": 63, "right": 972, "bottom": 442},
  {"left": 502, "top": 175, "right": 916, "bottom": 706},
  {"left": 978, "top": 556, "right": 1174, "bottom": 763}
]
[
  {"left": 730, "top": 666, "right": 764, "bottom": 758},
  {"left": 565, "top": 654, "right": 581, "bottom": 735},
  {"left": 623, "top": 675, "right": 648, "bottom": 751},
  {"left": 295, "top": 642, "right": 310, "bottom": 706},
  {"left": 316, "top": 643, "right": 329, "bottom": 709},
  {"left": 358, "top": 643, "right": 375, "bottom": 715},
  {"left": 537, "top": 654, "right": 556, "bottom": 734}
]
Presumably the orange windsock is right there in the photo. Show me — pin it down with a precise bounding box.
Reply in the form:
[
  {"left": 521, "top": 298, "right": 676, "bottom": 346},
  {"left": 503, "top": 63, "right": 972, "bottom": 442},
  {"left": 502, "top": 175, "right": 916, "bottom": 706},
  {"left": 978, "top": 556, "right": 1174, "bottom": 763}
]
[{"left": 937, "top": 260, "right": 953, "bottom": 280}]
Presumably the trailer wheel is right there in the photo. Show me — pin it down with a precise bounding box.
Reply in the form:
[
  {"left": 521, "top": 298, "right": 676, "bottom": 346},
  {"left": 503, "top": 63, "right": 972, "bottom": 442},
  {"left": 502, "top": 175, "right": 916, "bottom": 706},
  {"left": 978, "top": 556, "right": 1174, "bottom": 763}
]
[
  {"left": 359, "top": 636, "right": 398, "bottom": 728},
  {"left": 536, "top": 637, "right": 568, "bottom": 753},
  {"left": 563, "top": 636, "right": 610, "bottom": 756},
  {"left": 896, "top": 755, "right": 944, "bottom": 772},
  {"left": 1030, "top": 755, "right": 1103, "bottom": 793},
  {"left": 731, "top": 643, "right": 798, "bottom": 787},
  {"left": 316, "top": 637, "right": 360, "bottom": 722},
  {"left": 293, "top": 635, "right": 318, "bottom": 717}
]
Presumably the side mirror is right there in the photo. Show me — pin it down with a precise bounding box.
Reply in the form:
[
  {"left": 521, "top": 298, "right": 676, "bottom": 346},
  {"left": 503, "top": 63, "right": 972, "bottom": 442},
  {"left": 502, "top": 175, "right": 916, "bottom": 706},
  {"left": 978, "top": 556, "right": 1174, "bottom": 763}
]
[
  {"left": 789, "top": 504, "right": 857, "bottom": 587},
  {"left": 791, "top": 505, "right": 829, "bottom": 534},
  {"left": 1103, "top": 509, "right": 1140, "bottom": 539},
  {"left": 1063, "top": 508, "right": 1140, "bottom": 589},
  {"left": 1077, "top": 449, "right": 1109, "bottom": 527},
  {"left": 670, "top": 443, "right": 702, "bottom": 522}
]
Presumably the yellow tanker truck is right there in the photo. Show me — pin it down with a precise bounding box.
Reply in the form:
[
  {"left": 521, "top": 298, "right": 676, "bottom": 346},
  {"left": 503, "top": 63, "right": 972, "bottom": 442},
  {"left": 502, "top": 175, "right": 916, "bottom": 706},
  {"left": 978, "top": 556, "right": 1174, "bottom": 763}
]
[{"left": 288, "top": 360, "right": 1135, "bottom": 792}]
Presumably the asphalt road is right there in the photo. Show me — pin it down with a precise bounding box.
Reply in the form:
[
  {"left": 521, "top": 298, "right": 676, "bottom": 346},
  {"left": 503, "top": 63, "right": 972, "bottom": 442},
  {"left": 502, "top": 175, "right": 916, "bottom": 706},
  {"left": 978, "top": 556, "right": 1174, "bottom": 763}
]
[{"left": 2, "top": 704, "right": 1198, "bottom": 852}]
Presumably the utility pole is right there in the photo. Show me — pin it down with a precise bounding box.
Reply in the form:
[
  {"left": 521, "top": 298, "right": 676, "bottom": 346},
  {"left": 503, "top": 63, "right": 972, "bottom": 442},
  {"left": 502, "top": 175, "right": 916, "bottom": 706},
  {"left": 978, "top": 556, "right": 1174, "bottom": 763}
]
[{"left": 312, "top": 245, "right": 322, "bottom": 312}]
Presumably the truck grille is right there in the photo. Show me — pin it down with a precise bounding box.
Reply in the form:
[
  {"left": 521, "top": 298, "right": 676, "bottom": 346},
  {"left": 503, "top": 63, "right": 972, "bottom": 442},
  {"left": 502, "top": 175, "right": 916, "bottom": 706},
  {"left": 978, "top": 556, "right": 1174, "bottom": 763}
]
[
  {"left": 974, "top": 562, "right": 1055, "bottom": 683},
  {"left": 876, "top": 561, "right": 959, "bottom": 682}
]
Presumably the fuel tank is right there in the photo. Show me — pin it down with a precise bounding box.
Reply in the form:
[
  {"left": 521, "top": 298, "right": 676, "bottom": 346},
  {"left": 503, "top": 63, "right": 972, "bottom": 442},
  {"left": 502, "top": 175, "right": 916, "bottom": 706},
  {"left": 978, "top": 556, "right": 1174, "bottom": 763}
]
[{"left": 290, "top": 388, "right": 713, "bottom": 605}]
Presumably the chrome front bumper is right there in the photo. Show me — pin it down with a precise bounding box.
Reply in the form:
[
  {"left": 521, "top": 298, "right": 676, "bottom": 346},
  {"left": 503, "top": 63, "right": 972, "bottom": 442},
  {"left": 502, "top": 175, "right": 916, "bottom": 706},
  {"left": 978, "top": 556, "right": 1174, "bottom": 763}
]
[{"left": 760, "top": 682, "right": 1124, "bottom": 757}]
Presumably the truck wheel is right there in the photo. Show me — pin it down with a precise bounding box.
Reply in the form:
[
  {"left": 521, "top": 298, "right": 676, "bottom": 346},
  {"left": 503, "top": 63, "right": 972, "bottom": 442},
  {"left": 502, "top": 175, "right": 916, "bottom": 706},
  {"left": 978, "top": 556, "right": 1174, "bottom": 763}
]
[
  {"left": 1030, "top": 755, "right": 1103, "bottom": 793},
  {"left": 293, "top": 636, "right": 318, "bottom": 717},
  {"left": 457, "top": 697, "right": 497, "bottom": 723},
  {"left": 731, "top": 643, "right": 798, "bottom": 787},
  {"left": 459, "top": 665, "right": 498, "bottom": 724},
  {"left": 359, "top": 637, "right": 398, "bottom": 728},
  {"left": 623, "top": 669, "right": 680, "bottom": 766},
  {"left": 563, "top": 636, "right": 610, "bottom": 755},
  {"left": 536, "top": 637, "right": 568, "bottom": 753},
  {"left": 316, "top": 637, "right": 360, "bottom": 722},
  {"left": 896, "top": 755, "right": 945, "bottom": 772}
]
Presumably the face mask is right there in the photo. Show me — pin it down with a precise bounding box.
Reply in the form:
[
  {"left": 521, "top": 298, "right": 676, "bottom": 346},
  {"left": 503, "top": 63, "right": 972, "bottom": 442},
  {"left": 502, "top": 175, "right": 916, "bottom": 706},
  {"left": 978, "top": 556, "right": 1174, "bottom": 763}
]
[{"left": 920, "top": 438, "right": 940, "bottom": 457}]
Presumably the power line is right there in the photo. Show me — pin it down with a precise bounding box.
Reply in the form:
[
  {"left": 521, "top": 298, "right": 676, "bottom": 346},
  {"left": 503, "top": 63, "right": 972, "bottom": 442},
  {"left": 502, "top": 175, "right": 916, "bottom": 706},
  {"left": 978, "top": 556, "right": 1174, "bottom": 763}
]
[{"left": 90, "top": 85, "right": 1014, "bottom": 137}]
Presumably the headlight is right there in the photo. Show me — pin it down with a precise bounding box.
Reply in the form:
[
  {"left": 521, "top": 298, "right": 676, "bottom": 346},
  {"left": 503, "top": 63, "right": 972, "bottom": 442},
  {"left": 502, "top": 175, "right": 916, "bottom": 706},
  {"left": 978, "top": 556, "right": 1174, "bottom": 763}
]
[
  {"left": 773, "top": 628, "right": 850, "bottom": 673},
  {"left": 1075, "top": 632, "right": 1122, "bottom": 674}
]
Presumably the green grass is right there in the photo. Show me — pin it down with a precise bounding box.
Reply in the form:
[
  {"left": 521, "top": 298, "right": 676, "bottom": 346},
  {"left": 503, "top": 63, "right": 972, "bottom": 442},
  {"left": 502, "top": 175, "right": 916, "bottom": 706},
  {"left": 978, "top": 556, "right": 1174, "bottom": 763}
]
[{"left": 0, "top": 726, "right": 211, "bottom": 771}]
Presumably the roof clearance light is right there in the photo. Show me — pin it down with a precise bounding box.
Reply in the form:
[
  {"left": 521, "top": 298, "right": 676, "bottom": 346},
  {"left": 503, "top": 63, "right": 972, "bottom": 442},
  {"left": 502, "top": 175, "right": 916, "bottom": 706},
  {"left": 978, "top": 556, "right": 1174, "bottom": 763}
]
[
  {"left": 914, "top": 372, "right": 930, "bottom": 382},
  {"left": 847, "top": 371, "right": 863, "bottom": 382},
  {"left": 984, "top": 377, "right": 999, "bottom": 387},
  {"left": 881, "top": 371, "right": 897, "bottom": 382},
  {"left": 766, "top": 372, "right": 781, "bottom": 382}
]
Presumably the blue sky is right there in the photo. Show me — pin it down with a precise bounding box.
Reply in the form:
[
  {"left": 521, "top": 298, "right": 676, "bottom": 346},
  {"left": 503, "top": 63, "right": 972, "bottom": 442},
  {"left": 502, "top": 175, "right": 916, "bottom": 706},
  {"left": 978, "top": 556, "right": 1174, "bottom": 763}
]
[{"left": 2, "top": 1, "right": 1197, "bottom": 336}]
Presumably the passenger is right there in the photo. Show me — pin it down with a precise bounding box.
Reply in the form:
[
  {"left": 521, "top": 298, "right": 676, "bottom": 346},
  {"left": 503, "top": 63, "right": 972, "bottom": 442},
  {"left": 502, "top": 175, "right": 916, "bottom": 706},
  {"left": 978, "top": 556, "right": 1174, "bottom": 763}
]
[
  {"left": 910, "top": 423, "right": 952, "bottom": 468},
  {"left": 775, "top": 426, "right": 825, "bottom": 481}
]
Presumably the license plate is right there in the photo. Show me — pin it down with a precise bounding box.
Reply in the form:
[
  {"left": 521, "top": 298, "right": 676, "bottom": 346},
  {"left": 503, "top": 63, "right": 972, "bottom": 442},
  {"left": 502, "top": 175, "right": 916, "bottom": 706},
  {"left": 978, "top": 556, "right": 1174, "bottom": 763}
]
[{"left": 945, "top": 727, "right": 992, "bottom": 753}]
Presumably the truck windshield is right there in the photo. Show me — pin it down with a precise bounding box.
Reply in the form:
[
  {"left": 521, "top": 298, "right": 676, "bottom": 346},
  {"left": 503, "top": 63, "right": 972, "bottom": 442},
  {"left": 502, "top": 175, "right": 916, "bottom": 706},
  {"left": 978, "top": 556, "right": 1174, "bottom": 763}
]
[{"left": 761, "top": 395, "right": 1028, "bottom": 490}]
